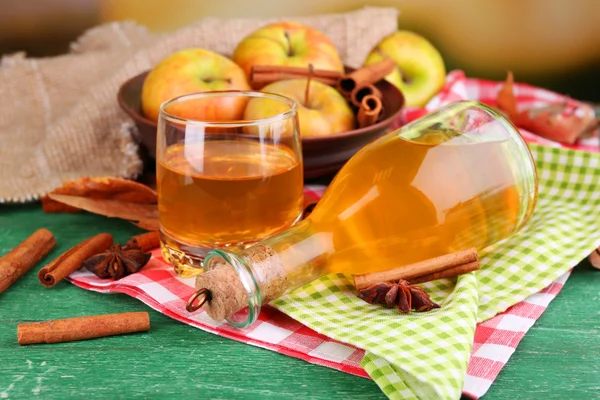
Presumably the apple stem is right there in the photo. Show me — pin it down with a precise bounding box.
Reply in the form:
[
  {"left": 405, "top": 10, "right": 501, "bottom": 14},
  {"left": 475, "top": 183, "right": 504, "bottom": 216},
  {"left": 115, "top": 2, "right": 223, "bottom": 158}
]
[
  {"left": 305, "top": 64, "right": 314, "bottom": 105},
  {"left": 284, "top": 31, "right": 294, "bottom": 57}
]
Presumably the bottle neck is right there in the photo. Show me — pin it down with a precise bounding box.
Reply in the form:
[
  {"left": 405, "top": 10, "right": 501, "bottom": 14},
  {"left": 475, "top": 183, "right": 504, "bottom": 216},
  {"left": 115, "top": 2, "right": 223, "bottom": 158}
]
[{"left": 202, "top": 218, "right": 333, "bottom": 327}]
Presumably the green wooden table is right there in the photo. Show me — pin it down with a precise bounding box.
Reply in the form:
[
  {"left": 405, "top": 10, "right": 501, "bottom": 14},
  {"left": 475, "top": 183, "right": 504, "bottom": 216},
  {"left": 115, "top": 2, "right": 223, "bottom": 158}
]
[{"left": 1, "top": 204, "right": 599, "bottom": 399}]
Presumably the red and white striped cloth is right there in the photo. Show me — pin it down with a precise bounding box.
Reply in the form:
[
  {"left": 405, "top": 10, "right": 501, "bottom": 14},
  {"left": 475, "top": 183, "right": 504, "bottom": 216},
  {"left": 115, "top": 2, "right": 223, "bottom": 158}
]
[
  {"left": 69, "top": 72, "right": 596, "bottom": 398},
  {"left": 67, "top": 247, "right": 570, "bottom": 399},
  {"left": 395, "top": 70, "right": 599, "bottom": 153}
]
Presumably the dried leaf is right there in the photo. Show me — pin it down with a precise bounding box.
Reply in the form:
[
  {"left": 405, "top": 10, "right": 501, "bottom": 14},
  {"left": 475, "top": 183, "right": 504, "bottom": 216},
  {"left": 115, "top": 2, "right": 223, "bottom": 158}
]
[
  {"left": 497, "top": 71, "right": 517, "bottom": 116},
  {"left": 525, "top": 103, "right": 568, "bottom": 119},
  {"left": 497, "top": 72, "right": 598, "bottom": 144},
  {"left": 579, "top": 118, "right": 600, "bottom": 139},
  {"left": 42, "top": 177, "right": 157, "bottom": 213},
  {"left": 48, "top": 194, "right": 158, "bottom": 229},
  {"left": 131, "top": 219, "right": 160, "bottom": 231},
  {"left": 41, "top": 200, "right": 81, "bottom": 213},
  {"left": 515, "top": 103, "right": 596, "bottom": 144}
]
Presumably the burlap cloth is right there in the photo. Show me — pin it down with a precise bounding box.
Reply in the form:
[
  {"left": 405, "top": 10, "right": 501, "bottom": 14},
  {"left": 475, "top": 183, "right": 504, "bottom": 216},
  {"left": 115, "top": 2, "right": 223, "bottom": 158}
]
[{"left": 0, "top": 6, "right": 398, "bottom": 204}]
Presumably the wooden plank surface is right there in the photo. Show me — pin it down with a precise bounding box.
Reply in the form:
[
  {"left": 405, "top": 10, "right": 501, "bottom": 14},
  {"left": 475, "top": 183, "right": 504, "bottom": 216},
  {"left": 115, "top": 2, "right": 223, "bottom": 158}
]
[{"left": 1, "top": 204, "right": 599, "bottom": 399}]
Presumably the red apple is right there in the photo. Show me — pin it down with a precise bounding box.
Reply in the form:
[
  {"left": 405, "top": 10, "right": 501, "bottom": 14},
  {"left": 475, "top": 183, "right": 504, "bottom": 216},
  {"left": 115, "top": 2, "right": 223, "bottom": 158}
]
[
  {"left": 141, "top": 48, "right": 250, "bottom": 122},
  {"left": 365, "top": 31, "right": 446, "bottom": 107},
  {"left": 244, "top": 79, "right": 355, "bottom": 137},
  {"left": 232, "top": 21, "right": 344, "bottom": 78}
]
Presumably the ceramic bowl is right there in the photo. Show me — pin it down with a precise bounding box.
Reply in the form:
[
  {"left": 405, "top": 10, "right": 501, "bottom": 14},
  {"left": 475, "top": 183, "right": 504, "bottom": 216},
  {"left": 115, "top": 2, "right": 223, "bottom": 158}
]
[{"left": 117, "top": 70, "right": 405, "bottom": 178}]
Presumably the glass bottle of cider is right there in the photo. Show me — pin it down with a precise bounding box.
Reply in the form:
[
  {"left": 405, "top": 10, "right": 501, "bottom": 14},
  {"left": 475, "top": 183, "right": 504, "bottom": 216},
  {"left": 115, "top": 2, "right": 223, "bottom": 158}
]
[{"left": 190, "top": 101, "right": 538, "bottom": 327}]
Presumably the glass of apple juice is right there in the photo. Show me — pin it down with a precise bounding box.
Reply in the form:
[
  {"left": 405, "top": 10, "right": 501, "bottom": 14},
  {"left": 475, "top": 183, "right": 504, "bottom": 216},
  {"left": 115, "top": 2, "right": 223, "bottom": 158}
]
[{"left": 157, "top": 91, "right": 303, "bottom": 277}]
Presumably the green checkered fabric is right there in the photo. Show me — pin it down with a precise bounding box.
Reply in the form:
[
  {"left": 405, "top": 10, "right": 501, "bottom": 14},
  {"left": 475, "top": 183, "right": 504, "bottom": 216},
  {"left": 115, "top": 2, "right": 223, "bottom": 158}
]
[{"left": 272, "top": 144, "right": 600, "bottom": 399}]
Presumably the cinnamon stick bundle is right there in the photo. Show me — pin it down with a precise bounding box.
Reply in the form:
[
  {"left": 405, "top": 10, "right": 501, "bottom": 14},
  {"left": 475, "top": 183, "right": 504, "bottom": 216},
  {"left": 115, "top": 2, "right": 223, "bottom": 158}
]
[
  {"left": 0, "top": 229, "right": 56, "bottom": 294},
  {"left": 350, "top": 84, "right": 382, "bottom": 108},
  {"left": 38, "top": 233, "right": 113, "bottom": 287},
  {"left": 17, "top": 312, "right": 150, "bottom": 345},
  {"left": 357, "top": 95, "right": 383, "bottom": 128},
  {"left": 250, "top": 65, "right": 342, "bottom": 88},
  {"left": 354, "top": 248, "right": 479, "bottom": 291},
  {"left": 124, "top": 231, "right": 160, "bottom": 252},
  {"left": 338, "top": 58, "right": 395, "bottom": 99}
]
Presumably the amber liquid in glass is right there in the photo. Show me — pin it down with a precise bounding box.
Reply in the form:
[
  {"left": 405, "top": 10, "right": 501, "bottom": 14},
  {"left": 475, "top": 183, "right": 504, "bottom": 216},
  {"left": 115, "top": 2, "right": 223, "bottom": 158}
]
[
  {"left": 158, "top": 140, "right": 303, "bottom": 274},
  {"left": 301, "top": 130, "right": 529, "bottom": 276}
]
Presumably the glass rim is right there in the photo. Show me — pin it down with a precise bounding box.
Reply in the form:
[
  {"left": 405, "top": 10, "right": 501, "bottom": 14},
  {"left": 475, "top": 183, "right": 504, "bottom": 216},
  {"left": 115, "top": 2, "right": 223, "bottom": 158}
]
[
  {"left": 158, "top": 90, "right": 298, "bottom": 127},
  {"left": 203, "top": 249, "right": 261, "bottom": 329},
  {"left": 396, "top": 100, "right": 539, "bottom": 230},
  {"left": 476, "top": 101, "right": 539, "bottom": 229},
  {"left": 447, "top": 100, "right": 539, "bottom": 229}
]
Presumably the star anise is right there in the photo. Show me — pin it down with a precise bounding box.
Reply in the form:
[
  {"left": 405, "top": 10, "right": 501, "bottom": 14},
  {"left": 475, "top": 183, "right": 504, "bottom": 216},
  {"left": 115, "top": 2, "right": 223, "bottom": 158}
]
[
  {"left": 357, "top": 280, "right": 440, "bottom": 314},
  {"left": 83, "top": 244, "right": 151, "bottom": 280}
]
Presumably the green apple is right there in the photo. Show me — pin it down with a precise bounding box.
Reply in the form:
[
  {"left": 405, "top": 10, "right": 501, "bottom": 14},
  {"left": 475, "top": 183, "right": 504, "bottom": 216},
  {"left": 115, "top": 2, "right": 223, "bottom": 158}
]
[
  {"left": 245, "top": 79, "right": 355, "bottom": 137},
  {"left": 365, "top": 31, "right": 446, "bottom": 107},
  {"left": 232, "top": 21, "right": 344, "bottom": 78},
  {"left": 141, "top": 48, "right": 250, "bottom": 122}
]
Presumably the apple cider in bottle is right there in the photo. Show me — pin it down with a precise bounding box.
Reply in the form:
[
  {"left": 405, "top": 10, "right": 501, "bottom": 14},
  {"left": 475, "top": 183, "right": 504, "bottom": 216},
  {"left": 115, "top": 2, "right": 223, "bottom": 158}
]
[
  {"left": 309, "top": 126, "right": 529, "bottom": 275},
  {"left": 195, "top": 101, "right": 539, "bottom": 327}
]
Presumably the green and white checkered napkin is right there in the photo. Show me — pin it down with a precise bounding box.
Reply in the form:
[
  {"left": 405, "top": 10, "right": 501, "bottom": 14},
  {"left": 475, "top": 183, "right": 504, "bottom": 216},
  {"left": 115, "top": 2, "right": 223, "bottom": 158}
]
[{"left": 272, "top": 144, "right": 600, "bottom": 399}]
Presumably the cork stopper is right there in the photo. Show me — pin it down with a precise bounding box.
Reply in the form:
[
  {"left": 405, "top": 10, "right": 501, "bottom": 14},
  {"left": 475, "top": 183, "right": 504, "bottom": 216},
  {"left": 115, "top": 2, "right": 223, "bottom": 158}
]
[
  {"left": 243, "top": 245, "right": 288, "bottom": 303},
  {"left": 191, "top": 245, "right": 288, "bottom": 325},
  {"left": 194, "top": 264, "right": 248, "bottom": 322}
]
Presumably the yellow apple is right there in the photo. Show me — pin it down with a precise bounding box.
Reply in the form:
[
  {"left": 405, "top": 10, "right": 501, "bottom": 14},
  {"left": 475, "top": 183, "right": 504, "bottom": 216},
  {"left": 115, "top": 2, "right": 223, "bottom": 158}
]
[
  {"left": 232, "top": 21, "right": 344, "bottom": 78},
  {"left": 365, "top": 31, "right": 446, "bottom": 107},
  {"left": 244, "top": 79, "right": 355, "bottom": 137},
  {"left": 141, "top": 48, "right": 250, "bottom": 122}
]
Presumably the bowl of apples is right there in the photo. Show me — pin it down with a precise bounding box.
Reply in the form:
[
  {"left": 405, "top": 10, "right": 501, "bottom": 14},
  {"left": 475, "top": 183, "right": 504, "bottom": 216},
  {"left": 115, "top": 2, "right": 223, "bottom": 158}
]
[{"left": 118, "top": 22, "right": 445, "bottom": 178}]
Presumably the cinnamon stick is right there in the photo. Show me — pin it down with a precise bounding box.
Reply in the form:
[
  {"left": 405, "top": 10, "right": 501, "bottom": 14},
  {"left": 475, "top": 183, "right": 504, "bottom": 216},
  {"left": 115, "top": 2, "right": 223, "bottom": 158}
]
[
  {"left": 38, "top": 233, "right": 113, "bottom": 287},
  {"left": 353, "top": 248, "right": 479, "bottom": 291},
  {"left": 357, "top": 95, "right": 383, "bottom": 128},
  {"left": 17, "top": 312, "right": 150, "bottom": 345},
  {"left": 408, "top": 261, "right": 480, "bottom": 284},
  {"left": 250, "top": 65, "right": 342, "bottom": 88},
  {"left": 124, "top": 231, "right": 160, "bottom": 252},
  {"left": 0, "top": 229, "right": 56, "bottom": 294},
  {"left": 351, "top": 84, "right": 382, "bottom": 108},
  {"left": 338, "top": 58, "right": 395, "bottom": 98}
]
